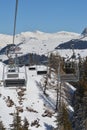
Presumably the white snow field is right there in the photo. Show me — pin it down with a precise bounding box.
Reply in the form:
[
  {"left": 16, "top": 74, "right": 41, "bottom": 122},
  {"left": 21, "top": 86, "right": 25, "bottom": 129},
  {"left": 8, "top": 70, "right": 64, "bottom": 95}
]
[
  {"left": 0, "top": 31, "right": 87, "bottom": 61},
  {"left": 0, "top": 62, "right": 76, "bottom": 130}
]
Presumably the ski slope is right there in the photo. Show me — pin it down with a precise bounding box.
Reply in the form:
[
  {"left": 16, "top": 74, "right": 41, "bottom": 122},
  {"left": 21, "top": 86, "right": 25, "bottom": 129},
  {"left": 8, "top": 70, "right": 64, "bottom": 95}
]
[{"left": 0, "top": 62, "right": 76, "bottom": 130}]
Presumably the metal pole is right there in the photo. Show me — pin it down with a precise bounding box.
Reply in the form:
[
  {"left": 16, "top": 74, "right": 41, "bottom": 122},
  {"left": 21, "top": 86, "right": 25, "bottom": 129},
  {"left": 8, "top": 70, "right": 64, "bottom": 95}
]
[
  {"left": 56, "top": 59, "right": 61, "bottom": 111},
  {"left": 13, "top": 0, "right": 18, "bottom": 45}
]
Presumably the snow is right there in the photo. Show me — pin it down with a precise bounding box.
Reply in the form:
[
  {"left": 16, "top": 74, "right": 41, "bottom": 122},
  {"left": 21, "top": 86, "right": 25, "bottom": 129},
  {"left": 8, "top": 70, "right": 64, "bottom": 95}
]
[
  {"left": 18, "top": 31, "right": 80, "bottom": 55},
  {"left": 0, "top": 64, "right": 56, "bottom": 130},
  {"left": 0, "top": 30, "right": 86, "bottom": 129},
  {"left": 0, "top": 31, "right": 87, "bottom": 60},
  {"left": 0, "top": 62, "right": 4, "bottom": 81},
  {"left": 0, "top": 62, "right": 76, "bottom": 130},
  {"left": 67, "top": 105, "right": 74, "bottom": 112},
  {"left": 65, "top": 82, "right": 76, "bottom": 91},
  {"left": 0, "top": 30, "right": 87, "bottom": 61},
  {"left": 36, "top": 65, "right": 47, "bottom": 71},
  {"left": 0, "top": 31, "right": 79, "bottom": 55}
]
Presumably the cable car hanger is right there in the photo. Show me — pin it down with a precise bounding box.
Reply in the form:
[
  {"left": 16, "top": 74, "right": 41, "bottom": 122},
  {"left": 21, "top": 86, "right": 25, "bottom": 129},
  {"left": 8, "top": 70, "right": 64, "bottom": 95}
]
[{"left": 60, "top": 45, "right": 79, "bottom": 82}]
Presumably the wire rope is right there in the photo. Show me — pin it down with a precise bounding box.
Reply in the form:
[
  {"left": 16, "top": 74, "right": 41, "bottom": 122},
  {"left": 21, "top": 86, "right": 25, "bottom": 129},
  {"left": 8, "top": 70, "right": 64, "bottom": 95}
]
[{"left": 13, "top": 0, "right": 18, "bottom": 44}]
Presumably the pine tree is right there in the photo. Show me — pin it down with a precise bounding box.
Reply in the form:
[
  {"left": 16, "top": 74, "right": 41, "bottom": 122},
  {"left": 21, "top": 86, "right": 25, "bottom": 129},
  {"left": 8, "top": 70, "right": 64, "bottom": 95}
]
[
  {"left": 11, "top": 109, "right": 22, "bottom": 130},
  {"left": 22, "top": 117, "right": 29, "bottom": 130}
]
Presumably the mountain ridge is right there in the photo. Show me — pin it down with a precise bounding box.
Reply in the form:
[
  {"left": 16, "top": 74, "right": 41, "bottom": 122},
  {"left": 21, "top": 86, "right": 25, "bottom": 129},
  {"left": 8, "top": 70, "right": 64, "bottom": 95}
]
[
  {"left": 0, "top": 30, "right": 80, "bottom": 49},
  {"left": 0, "top": 30, "right": 87, "bottom": 59}
]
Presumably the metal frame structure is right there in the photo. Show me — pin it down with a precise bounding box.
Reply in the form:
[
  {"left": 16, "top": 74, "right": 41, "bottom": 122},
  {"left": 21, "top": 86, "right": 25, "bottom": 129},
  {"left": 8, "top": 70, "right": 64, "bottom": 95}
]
[
  {"left": 55, "top": 45, "right": 79, "bottom": 111},
  {"left": 3, "top": 0, "right": 27, "bottom": 87},
  {"left": 60, "top": 44, "right": 79, "bottom": 82}
]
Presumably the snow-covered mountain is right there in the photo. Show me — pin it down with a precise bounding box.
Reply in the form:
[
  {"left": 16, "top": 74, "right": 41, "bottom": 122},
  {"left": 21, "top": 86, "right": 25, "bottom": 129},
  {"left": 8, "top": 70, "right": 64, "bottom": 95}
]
[
  {"left": 0, "top": 30, "right": 86, "bottom": 129},
  {"left": 0, "top": 31, "right": 79, "bottom": 54},
  {"left": 0, "top": 30, "right": 87, "bottom": 60}
]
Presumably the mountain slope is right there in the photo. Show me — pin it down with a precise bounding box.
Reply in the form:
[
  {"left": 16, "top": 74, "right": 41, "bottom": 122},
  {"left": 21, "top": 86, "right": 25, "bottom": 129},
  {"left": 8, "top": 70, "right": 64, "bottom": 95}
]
[
  {"left": 56, "top": 39, "right": 87, "bottom": 49},
  {"left": 0, "top": 62, "right": 76, "bottom": 130},
  {"left": 0, "top": 63, "right": 56, "bottom": 130},
  {"left": 1, "top": 30, "right": 87, "bottom": 60},
  {"left": 0, "top": 31, "right": 79, "bottom": 55}
]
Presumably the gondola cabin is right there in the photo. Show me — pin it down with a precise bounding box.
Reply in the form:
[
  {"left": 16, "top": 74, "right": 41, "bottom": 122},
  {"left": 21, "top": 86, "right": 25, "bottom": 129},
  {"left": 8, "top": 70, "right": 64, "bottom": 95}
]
[
  {"left": 3, "top": 64, "right": 27, "bottom": 87},
  {"left": 37, "top": 65, "right": 47, "bottom": 75},
  {"left": 29, "top": 65, "right": 36, "bottom": 70}
]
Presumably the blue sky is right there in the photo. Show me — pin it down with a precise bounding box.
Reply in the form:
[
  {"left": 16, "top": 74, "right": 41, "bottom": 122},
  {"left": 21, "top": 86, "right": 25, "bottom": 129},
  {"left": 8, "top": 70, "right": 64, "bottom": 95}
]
[{"left": 0, "top": 0, "right": 87, "bottom": 34}]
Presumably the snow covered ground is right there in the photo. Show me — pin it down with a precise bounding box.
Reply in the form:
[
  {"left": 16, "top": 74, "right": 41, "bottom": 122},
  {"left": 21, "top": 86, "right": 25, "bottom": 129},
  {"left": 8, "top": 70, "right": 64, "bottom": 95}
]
[
  {"left": 0, "top": 30, "right": 86, "bottom": 129},
  {"left": 0, "top": 63, "right": 56, "bottom": 130},
  {"left": 0, "top": 62, "right": 76, "bottom": 130}
]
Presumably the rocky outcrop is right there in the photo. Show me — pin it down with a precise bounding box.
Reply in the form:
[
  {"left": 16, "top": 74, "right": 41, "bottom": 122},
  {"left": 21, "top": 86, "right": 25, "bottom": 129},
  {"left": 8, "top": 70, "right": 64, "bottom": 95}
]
[{"left": 82, "top": 27, "right": 87, "bottom": 36}]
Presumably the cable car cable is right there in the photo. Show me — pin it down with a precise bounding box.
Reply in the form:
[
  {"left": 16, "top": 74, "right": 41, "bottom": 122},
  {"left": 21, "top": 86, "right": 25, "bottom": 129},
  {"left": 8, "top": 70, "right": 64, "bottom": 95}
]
[{"left": 13, "top": 0, "right": 18, "bottom": 45}]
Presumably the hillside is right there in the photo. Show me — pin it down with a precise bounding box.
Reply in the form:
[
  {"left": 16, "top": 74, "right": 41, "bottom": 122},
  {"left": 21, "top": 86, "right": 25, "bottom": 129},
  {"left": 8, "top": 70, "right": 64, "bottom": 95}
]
[
  {"left": 1, "top": 30, "right": 87, "bottom": 60},
  {"left": 0, "top": 30, "right": 87, "bottom": 129},
  {"left": 0, "top": 62, "right": 76, "bottom": 130},
  {"left": 0, "top": 31, "right": 79, "bottom": 55},
  {"left": 55, "top": 32, "right": 87, "bottom": 50}
]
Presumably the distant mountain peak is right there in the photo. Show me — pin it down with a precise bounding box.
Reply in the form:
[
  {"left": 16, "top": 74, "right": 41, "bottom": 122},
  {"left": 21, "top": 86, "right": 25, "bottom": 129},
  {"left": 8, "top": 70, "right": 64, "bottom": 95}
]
[
  {"left": 81, "top": 27, "right": 87, "bottom": 36},
  {"left": 35, "top": 30, "right": 44, "bottom": 34}
]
